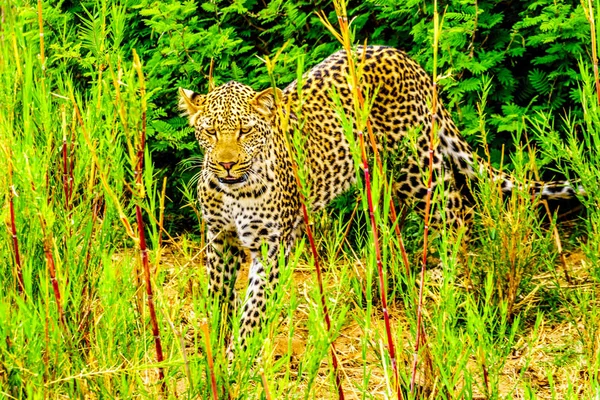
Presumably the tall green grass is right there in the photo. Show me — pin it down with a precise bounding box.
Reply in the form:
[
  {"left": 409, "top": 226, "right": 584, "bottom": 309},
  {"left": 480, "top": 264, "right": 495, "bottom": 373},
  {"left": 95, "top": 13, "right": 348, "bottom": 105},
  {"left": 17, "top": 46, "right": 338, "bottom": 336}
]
[
  {"left": 1, "top": 0, "right": 599, "bottom": 399},
  {"left": 0, "top": 2, "right": 171, "bottom": 397}
]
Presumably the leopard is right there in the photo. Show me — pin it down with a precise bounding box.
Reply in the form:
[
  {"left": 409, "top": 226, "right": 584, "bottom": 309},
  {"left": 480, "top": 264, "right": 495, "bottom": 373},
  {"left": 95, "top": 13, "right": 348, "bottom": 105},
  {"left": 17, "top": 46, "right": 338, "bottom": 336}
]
[{"left": 178, "top": 45, "right": 583, "bottom": 354}]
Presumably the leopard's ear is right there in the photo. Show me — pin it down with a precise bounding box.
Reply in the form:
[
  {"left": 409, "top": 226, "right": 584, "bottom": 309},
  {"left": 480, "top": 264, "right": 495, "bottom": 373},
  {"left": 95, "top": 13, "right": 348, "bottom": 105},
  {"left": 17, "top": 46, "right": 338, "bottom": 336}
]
[
  {"left": 251, "top": 87, "right": 284, "bottom": 117},
  {"left": 178, "top": 88, "right": 205, "bottom": 122}
]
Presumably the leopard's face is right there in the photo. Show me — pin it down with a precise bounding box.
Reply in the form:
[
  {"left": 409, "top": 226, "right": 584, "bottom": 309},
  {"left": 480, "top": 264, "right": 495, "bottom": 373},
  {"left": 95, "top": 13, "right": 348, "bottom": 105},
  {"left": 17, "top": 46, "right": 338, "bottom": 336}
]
[{"left": 179, "top": 81, "right": 280, "bottom": 185}]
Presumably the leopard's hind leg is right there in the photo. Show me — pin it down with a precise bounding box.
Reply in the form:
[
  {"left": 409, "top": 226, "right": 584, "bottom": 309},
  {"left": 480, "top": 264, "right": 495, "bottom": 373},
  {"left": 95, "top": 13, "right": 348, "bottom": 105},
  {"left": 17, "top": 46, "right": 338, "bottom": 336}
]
[{"left": 393, "top": 155, "right": 473, "bottom": 256}]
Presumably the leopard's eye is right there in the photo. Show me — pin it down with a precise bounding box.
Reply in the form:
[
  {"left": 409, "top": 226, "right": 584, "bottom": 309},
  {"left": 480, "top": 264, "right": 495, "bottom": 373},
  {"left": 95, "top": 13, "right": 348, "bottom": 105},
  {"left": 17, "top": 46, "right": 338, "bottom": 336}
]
[
  {"left": 240, "top": 126, "right": 252, "bottom": 135},
  {"left": 205, "top": 128, "right": 217, "bottom": 136}
]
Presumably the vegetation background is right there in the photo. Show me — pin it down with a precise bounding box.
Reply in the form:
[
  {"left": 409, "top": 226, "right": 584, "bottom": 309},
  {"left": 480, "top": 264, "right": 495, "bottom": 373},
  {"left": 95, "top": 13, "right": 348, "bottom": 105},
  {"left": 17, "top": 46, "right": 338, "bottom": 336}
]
[
  {"left": 1, "top": 0, "right": 599, "bottom": 399},
  {"left": 20, "top": 0, "right": 592, "bottom": 227}
]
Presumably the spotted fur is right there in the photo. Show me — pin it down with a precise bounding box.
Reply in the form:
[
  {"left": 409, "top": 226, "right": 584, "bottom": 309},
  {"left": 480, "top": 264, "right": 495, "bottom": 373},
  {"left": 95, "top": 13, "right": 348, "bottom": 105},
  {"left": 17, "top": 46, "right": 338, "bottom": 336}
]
[{"left": 179, "top": 45, "right": 582, "bottom": 352}]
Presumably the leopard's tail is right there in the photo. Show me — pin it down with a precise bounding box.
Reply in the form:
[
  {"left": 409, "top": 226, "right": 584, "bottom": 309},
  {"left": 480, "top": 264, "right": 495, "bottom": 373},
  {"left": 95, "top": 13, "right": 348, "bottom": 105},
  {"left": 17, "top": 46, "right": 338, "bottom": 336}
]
[
  {"left": 437, "top": 123, "right": 586, "bottom": 200},
  {"left": 464, "top": 160, "right": 586, "bottom": 200},
  {"left": 496, "top": 173, "right": 587, "bottom": 199},
  {"left": 433, "top": 106, "right": 589, "bottom": 202}
]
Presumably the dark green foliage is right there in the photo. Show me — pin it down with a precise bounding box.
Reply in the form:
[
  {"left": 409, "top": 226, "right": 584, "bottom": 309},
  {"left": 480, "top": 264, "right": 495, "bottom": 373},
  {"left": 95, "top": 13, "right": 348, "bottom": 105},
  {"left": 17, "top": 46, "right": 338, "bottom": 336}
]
[
  {"left": 363, "top": 0, "right": 588, "bottom": 151},
  {"left": 34, "top": 0, "right": 592, "bottom": 226}
]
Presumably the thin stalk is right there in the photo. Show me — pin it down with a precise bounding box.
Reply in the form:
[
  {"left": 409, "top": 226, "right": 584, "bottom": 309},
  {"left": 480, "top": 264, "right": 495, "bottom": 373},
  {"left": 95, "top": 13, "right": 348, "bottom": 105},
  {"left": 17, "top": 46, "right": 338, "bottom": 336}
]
[
  {"left": 582, "top": 0, "right": 600, "bottom": 103},
  {"left": 70, "top": 94, "right": 135, "bottom": 239},
  {"left": 524, "top": 139, "right": 572, "bottom": 285},
  {"left": 8, "top": 195, "right": 24, "bottom": 293},
  {"left": 482, "top": 362, "right": 490, "bottom": 397},
  {"left": 62, "top": 136, "right": 69, "bottom": 204},
  {"left": 158, "top": 177, "right": 167, "bottom": 252},
  {"left": 24, "top": 158, "right": 65, "bottom": 325},
  {"left": 411, "top": 0, "right": 441, "bottom": 392},
  {"left": 41, "top": 221, "right": 65, "bottom": 326},
  {"left": 37, "top": 2, "right": 63, "bottom": 321},
  {"left": 60, "top": 107, "right": 72, "bottom": 286},
  {"left": 318, "top": 2, "right": 403, "bottom": 397},
  {"left": 8, "top": 176, "right": 25, "bottom": 295},
  {"left": 152, "top": 177, "right": 167, "bottom": 279},
  {"left": 162, "top": 309, "right": 193, "bottom": 390},
  {"left": 333, "top": 199, "right": 359, "bottom": 261},
  {"left": 208, "top": 58, "right": 215, "bottom": 91},
  {"left": 132, "top": 50, "right": 165, "bottom": 390},
  {"left": 44, "top": 304, "right": 50, "bottom": 376},
  {"left": 137, "top": 205, "right": 165, "bottom": 386},
  {"left": 113, "top": 61, "right": 129, "bottom": 134},
  {"left": 357, "top": 128, "right": 402, "bottom": 399},
  {"left": 543, "top": 198, "right": 572, "bottom": 284},
  {"left": 201, "top": 320, "right": 219, "bottom": 400},
  {"left": 260, "top": 370, "right": 273, "bottom": 400},
  {"left": 299, "top": 185, "right": 345, "bottom": 399},
  {"left": 61, "top": 105, "right": 73, "bottom": 211},
  {"left": 320, "top": 12, "right": 410, "bottom": 274},
  {"left": 265, "top": 50, "right": 346, "bottom": 399},
  {"left": 37, "top": 0, "right": 45, "bottom": 74}
]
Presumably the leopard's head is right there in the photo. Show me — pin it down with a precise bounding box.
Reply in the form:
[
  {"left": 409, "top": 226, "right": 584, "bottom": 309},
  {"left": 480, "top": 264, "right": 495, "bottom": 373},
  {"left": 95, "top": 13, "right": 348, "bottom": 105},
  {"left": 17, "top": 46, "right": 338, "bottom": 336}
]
[{"left": 179, "top": 81, "right": 282, "bottom": 185}]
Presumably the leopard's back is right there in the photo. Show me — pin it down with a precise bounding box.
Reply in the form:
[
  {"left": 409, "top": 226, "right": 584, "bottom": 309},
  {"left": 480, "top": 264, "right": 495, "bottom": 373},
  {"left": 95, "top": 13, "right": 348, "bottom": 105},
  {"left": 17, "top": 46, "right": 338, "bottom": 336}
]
[{"left": 283, "top": 45, "right": 474, "bottom": 210}]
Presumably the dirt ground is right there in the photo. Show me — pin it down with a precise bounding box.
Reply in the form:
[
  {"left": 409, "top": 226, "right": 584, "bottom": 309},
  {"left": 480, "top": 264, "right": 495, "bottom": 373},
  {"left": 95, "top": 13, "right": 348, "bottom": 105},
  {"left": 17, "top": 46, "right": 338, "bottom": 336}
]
[{"left": 157, "top": 244, "right": 598, "bottom": 399}]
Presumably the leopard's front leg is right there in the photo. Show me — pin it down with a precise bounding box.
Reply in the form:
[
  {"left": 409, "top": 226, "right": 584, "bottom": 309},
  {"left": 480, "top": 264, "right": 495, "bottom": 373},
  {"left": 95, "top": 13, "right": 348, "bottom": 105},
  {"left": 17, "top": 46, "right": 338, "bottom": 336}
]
[
  {"left": 205, "top": 229, "right": 246, "bottom": 324},
  {"left": 236, "top": 224, "right": 291, "bottom": 353},
  {"left": 238, "top": 253, "right": 277, "bottom": 349}
]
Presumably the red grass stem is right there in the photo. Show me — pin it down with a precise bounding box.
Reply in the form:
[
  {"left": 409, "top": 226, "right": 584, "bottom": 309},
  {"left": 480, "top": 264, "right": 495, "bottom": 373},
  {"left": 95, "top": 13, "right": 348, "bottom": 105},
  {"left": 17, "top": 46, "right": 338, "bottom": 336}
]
[
  {"left": 273, "top": 54, "right": 345, "bottom": 398},
  {"left": 42, "top": 235, "right": 65, "bottom": 325},
  {"left": 132, "top": 50, "right": 166, "bottom": 391},
  {"left": 61, "top": 135, "right": 73, "bottom": 210},
  {"left": 411, "top": 3, "right": 440, "bottom": 390},
  {"left": 8, "top": 183, "right": 25, "bottom": 295},
  {"left": 30, "top": 176, "right": 65, "bottom": 325},
  {"left": 352, "top": 49, "right": 405, "bottom": 400},
  {"left": 482, "top": 362, "right": 490, "bottom": 397},
  {"left": 300, "top": 197, "right": 346, "bottom": 399},
  {"left": 357, "top": 129, "right": 403, "bottom": 400},
  {"left": 24, "top": 159, "right": 64, "bottom": 324},
  {"left": 136, "top": 205, "right": 166, "bottom": 387},
  {"left": 318, "top": 3, "right": 405, "bottom": 397},
  {"left": 276, "top": 80, "right": 345, "bottom": 397}
]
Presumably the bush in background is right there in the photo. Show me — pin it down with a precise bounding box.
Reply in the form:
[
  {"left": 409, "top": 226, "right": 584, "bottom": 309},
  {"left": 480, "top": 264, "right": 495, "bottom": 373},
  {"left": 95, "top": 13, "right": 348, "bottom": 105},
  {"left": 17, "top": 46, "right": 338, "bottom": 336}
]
[{"left": 30, "top": 0, "right": 591, "bottom": 226}]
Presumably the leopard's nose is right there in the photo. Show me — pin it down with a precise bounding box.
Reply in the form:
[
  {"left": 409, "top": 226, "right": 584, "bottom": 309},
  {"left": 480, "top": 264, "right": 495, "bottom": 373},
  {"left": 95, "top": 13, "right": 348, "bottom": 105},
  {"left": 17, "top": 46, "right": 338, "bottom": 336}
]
[{"left": 219, "top": 161, "right": 237, "bottom": 171}]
